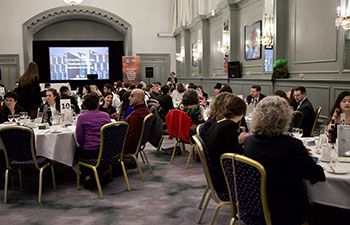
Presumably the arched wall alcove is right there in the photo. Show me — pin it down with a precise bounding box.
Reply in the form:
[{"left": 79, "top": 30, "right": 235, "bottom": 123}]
[{"left": 22, "top": 5, "right": 132, "bottom": 66}]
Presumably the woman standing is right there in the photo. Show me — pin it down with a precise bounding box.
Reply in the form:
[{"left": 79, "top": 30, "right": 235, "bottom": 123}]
[{"left": 16, "top": 62, "right": 41, "bottom": 118}]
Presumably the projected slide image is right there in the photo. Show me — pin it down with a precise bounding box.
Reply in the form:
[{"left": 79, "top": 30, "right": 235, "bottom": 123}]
[{"left": 49, "top": 47, "right": 109, "bottom": 80}]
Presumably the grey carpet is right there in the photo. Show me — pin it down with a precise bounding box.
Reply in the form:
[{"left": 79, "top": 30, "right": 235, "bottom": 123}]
[{"left": 0, "top": 138, "right": 231, "bottom": 225}]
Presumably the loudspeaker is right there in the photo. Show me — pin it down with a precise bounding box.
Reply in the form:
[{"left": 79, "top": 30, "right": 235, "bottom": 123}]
[
  {"left": 87, "top": 74, "right": 98, "bottom": 80},
  {"left": 145, "top": 67, "right": 154, "bottom": 78},
  {"left": 228, "top": 61, "right": 241, "bottom": 78}
]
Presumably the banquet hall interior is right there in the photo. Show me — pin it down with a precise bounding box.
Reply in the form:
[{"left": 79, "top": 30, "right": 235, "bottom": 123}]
[{"left": 0, "top": 0, "right": 349, "bottom": 225}]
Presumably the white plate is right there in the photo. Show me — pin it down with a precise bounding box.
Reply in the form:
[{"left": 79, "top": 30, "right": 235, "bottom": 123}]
[{"left": 326, "top": 168, "right": 348, "bottom": 174}]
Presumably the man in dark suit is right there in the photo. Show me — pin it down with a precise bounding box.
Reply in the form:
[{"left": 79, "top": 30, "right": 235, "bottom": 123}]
[
  {"left": 293, "top": 86, "right": 315, "bottom": 137},
  {"left": 246, "top": 85, "right": 266, "bottom": 106}
]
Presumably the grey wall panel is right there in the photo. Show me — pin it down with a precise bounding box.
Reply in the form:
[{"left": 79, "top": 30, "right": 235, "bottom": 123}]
[{"left": 293, "top": 0, "right": 337, "bottom": 64}]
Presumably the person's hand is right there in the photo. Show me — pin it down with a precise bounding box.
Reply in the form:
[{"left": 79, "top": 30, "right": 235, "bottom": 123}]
[
  {"left": 306, "top": 148, "right": 313, "bottom": 156},
  {"left": 238, "top": 132, "right": 253, "bottom": 145}
]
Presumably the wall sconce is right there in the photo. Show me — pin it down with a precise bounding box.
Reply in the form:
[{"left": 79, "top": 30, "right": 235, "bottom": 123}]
[
  {"left": 261, "top": 14, "right": 274, "bottom": 48},
  {"left": 193, "top": 40, "right": 203, "bottom": 62},
  {"left": 336, "top": 0, "right": 350, "bottom": 30},
  {"left": 217, "top": 29, "right": 230, "bottom": 56},
  {"left": 64, "top": 0, "right": 84, "bottom": 5},
  {"left": 176, "top": 46, "right": 185, "bottom": 62}
]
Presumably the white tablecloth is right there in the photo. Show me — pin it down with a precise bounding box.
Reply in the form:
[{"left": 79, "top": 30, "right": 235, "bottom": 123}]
[
  {"left": 302, "top": 137, "right": 350, "bottom": 209},
  {"left": 34, "top": 125, "right": 77, "bottom": 166}
]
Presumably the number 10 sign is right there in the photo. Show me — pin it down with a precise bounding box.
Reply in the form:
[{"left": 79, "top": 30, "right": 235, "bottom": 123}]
[{"left": 60, "top": 99, "right": 71, "bottom": 114}]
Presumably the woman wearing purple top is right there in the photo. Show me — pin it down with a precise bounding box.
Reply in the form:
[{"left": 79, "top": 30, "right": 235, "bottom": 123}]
[{"left": 76, "top": 93, "right": 111, "bottom": 158}]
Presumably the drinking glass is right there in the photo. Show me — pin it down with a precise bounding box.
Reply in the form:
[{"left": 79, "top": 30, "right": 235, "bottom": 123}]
[
  {"left": 13, "top": 114, "right": 20, "bottom": 124},
  {"left": 8, "top": 115, "right": 14, "bottom": 123},
  {"left": 291, "top": 128, "right": 299, "bottom": 138},
  {"left": 297, "top": 128, "right": 303, "bottom": 138}
]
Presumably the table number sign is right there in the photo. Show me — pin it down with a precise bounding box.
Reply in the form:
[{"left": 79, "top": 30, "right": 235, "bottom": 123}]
[{"left": 60, "top": 99, "right": 71, "bottom": 114}]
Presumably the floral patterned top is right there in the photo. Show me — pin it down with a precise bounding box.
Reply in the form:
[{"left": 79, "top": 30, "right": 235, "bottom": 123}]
[{"left": 178, "top": 104, "right": 204, "bottom": 126}]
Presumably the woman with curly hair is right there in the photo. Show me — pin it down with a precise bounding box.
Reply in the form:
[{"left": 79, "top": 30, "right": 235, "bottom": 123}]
[
  {"left": 244, "top": 96, "right": 325, "bottom": 225},
  {"left": 178, "top": 89, "right": 204, "bottom": 127},
  {"left": 206, "top": 95, "right": 248, "bottom": 195}
]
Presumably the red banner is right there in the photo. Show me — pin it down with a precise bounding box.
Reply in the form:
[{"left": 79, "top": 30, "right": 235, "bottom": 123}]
[{"left": 122, "top": 56, "right": 141, "bottom": 83}]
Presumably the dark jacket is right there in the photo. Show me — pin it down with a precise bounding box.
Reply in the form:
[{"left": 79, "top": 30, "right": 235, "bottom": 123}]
[
  {"left": 295, "top": 98, "right": 315, "bottom": 137},
  {"left": 244, "top": 134, "right": 325, "bottom": 225}
]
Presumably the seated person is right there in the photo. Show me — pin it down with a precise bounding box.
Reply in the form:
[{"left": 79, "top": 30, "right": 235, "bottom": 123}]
[
  {"left": 39, "top": 88, "right": 61, "bottom": 118},
  {"left": 118, "top": 90, "right": 133, "bottom": 121},
  {"left": 99, "top": 91, "right": 117, "bottom": 119},
  {"left": 206, "top": 95, "right": 249, "bottom": 195},
  {"left": 293, "top": 86, "right": 315, "bottom": 137},
  {"left": 213, "top": 83, "right": 222, "bottom": 96},
  {"left": 196, "top": 85, "right": 208, "bottom": 107},
  {"left": 157, "top": 85, "right": 174, "bottom": 121},
  {"left": 124, "top": 89, "right": 151, "bottom": 154},
  {"left": 59, "top": 85, "right": 80, "bottom": 115},
  {"left": 0, "top": 92, "right": 24, "bottom": 123},
  {"left": 75, "top": 93, "right": 111, "bottom": 187},
  {"left": 103, "top": 83, "right": 121, "bottom": 110},
  {"left": 246, "top": 85, "right": 266, "bottom": 105},
  {"left": 178, "top": 89, "right": 205, "bottom": 128},
  {"left": 200, "top": 92, "right": 231, "bottom": 141},
  {"left": 244, "top": 96, "right": 325, "bottom": 225},
  {"left": 326, "top": 91, "right": 350, "bottom": 125}
]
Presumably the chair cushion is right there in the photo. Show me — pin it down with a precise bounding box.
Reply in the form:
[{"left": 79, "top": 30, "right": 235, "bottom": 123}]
[{"left": 10, "top": 156, "right": 49, "bottom": 169}]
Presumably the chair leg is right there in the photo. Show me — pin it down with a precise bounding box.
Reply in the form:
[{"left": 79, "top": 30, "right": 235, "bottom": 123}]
[
  {"left": 229, "top": 217, "right": 235, "bottom": 225},
  {"left": 141, "top": 150, "right": 153, "bottom": 172},
  {"left": 120, "top": 161, "right": 131, "bottom": 191},
  {"left": 4, "top": 169, "right": 9, "bottom": 203},
  {"left": 92, "top": 167, "right": 103, "bottom": 199},
  {"left": 156, "top": 136, "right": 164, "bottom": 152},
  {"left": 186, "top": 144, "right": 195, "bottom": 169},
  {"left": 18, "top": 169, "right": 23, "bottom": 191},
  {"left": 76, "top": 164, "right": 81, "bottom": 190},
  {"left": 198, "top": 190, "right": 211, "bottom": 224},
  {"left": 170, "top": 141, "right": 178, "bottom": 164},
  {"left": 133, "top": 155, "right": 144, "bottom": 180},
  {"left": 50, "top": 164, "right": 56, "bottom": 189},
  {"left": 139, "top": 151, "right": 146, "bottom": 164},
  {"left": 198, "top": 186, "right": 209, "bottom": 210},
  {"left": 209, "top": 202, "right": 228, "bottom": 225},
  {"left": 38, "top": 167, "right": 44, "bottom": 203}
]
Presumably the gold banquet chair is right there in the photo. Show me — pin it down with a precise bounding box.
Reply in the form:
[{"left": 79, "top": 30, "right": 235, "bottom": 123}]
[
  {"left": 123, "top": 113, "right": 154, "bottom": 181},
  {"left": 311, "top": 106, "right": 322, "bottom": 137},
  {"left": 192, "top": 135, "right": 233, "bottom": 225},
  {"left": 0, "top": 126, "right": 56, "bottom": 203},
  {"left": 221, "top": 153, "right": 272, "bottom": 225},
  {"left": 165, "top": 109, "right": 196, "bottom": 168},
  {"left": 76, "top": 122, "right": 130, "bottom": 199}
]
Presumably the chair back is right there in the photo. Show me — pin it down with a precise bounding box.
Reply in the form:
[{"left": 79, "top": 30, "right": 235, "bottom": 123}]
[
  {"left": 0, "top": 126, "right": 38, "bottom": 169},
  {"left": 97, "top": 122, "right": 129, "bottom": 165},
  {"left": 311, "top": 106, "right": 322, "bottom": 136},
  {"left": 136, "top": 113, "right": 154, "bottom": 152},
  {"left": 221, "top": 153, "right": 271, "bottom": 225},
  {"left": 166, "top": 109, "right": 191, "bottom": 143},
  {"left": 192, "top": 135, "right": 229, "bottom": 201}
]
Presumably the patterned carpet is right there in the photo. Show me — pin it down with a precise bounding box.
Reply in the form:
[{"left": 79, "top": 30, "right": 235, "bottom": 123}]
[{"left": 0, "top": 138, "right": 231, "bottom": 225}]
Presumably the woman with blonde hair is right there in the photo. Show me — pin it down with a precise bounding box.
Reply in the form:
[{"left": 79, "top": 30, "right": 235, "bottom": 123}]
[
  {"left": 16, "top": 62, "right": 42, "bottom": 118},
  {"left": 90, "top": 85, "right": 102, "bottom": 97},
  {"left": 244, "top": 96, "right": 325, "bottom": 225},
  {"left": 206, "top": 95, "right": 248, "bottom": 195}
]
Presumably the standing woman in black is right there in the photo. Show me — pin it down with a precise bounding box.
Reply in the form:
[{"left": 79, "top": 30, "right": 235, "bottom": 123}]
[{"left": 16, "top": 62, "right": 42, "bottom": 118}]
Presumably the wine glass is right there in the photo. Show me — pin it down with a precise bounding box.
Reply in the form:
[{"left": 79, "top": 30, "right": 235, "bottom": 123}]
[
  {"left": 291, "top": 128, "right": 299, "bottom": 138},
  {"left": 297, "top": 128, "right": 303, "bottom": 138},
  {"left": 7, "top": 115, "right": 14, "bottom": 123}
]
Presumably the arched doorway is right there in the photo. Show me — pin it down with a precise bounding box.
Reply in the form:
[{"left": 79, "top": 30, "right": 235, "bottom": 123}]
[{"left": 22, "top": 5, "right": 132, "bottom": 66}]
